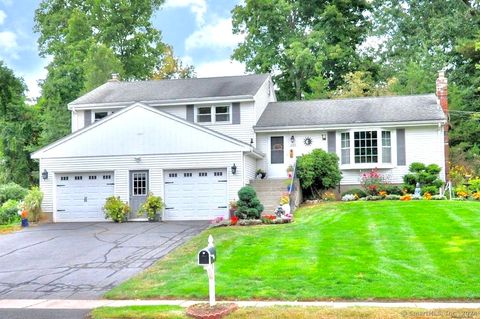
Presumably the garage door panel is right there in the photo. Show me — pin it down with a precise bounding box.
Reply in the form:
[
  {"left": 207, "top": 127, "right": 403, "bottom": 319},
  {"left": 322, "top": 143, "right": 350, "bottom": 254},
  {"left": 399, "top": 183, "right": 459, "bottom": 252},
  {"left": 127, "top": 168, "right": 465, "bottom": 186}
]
[
  {"left": 164, "top": 168, "right": 227, "bottom": 221},
  {"left": 56, "top": 172, "right": 114, "bottom": 221}
]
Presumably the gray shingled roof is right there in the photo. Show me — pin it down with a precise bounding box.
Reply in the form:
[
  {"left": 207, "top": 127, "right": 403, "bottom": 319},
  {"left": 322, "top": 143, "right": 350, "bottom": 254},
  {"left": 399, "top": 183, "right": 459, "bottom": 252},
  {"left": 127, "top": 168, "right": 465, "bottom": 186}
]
[
  {"left": 255, "top": 94, "right": 445, "bottom": 128},
  {"left": 70, "top": 74, "right": 270, "bottom": 106}
]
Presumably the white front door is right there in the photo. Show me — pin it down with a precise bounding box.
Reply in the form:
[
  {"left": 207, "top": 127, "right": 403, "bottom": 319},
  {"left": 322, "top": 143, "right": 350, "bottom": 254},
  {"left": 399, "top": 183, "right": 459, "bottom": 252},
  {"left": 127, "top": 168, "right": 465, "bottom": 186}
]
[
  {"left": 56, "top": 172, "right": 114, "bottom": 222},
  {"left": 268, "top": 135, "right": 287, "bottom": 178},
  {"left": 164, "top": 169, "right": 228, "bottom": 220}
]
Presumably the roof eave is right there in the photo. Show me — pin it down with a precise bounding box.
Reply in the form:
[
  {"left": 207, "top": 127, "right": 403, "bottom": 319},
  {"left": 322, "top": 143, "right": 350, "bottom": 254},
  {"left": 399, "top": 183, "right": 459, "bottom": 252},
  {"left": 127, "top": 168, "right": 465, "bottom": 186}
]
[
  {"left": 253, "top": 119, "right": 447, "bottom": 132},
  {"left": 68, "top": 95, "right": 255, "bottom": 110}
]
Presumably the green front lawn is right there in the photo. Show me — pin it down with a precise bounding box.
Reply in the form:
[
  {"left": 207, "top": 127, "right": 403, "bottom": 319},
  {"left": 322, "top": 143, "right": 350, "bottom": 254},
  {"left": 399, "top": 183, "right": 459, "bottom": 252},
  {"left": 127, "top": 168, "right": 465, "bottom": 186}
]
[
  {"left": 106, "top": 201, "right": 480, "bottom": 300},
  {"left": 90, "top": 305, "right": 480, "bottom": 319}
]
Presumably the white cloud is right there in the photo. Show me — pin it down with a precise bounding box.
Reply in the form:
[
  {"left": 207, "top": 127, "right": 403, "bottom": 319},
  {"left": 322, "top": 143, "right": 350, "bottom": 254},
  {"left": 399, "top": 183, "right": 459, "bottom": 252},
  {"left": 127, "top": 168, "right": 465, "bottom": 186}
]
[
  {"left": 0, "top": 31, "right": 17, "bottom": 50},
  {"left": 195, "top": 59, "right": 246, "bottom": 78},
  {"left": 0, "top": 10, "right": 6, "bottom": 25},
  {"left": 164, "top": 0, "right": 207, "bottom": 25},
  {"left": 21, "top": 66, "right": 47, "bottom": 100},
  {"left": 185, "top": 17, "right": 244, "bottom": 51}
]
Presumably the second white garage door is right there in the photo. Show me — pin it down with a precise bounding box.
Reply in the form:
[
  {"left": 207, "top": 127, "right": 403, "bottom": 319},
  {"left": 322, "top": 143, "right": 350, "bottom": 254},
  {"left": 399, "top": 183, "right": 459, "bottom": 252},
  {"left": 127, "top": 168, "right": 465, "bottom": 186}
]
[
  {"left": 56, "top": 172, "right": 114, "bottom": 222},
  {"left": 164, "top": 168, "right": 228, "bottom": 220}
]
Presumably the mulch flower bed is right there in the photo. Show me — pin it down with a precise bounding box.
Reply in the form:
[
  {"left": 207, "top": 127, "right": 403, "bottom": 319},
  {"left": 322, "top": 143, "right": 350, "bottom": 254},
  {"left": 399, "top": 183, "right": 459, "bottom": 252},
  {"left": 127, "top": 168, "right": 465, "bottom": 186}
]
[{"left": 186, "top": 303, "right": 238, "bottom": 319}]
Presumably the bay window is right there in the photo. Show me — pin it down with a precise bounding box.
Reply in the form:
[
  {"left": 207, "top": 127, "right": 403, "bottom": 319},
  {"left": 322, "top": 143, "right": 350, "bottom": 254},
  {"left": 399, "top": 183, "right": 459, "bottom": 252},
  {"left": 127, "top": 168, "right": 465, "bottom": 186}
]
[{"left": 340, "top": 130, "right": 393, "bottom": 166}]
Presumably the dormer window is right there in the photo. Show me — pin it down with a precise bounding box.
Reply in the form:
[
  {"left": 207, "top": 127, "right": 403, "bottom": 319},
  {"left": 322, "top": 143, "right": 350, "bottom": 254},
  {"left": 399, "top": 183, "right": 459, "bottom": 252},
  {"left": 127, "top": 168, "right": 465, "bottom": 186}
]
[
  {"left": 195, "top": 105, "right": 231, "bottom": 124},
  {"left": 92, "top": 110, "right": 114, "bottom": 123}
]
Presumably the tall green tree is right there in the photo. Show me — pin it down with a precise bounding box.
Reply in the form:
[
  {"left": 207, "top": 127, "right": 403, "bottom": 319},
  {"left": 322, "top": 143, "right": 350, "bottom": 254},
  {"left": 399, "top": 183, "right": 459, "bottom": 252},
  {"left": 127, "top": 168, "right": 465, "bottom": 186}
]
[
  {"left": 232, "top": 0, "right": 371, "bottom": 100},
  {"left": 34, "top": 0, "right": 190, "bottom": 146},
  {"left": 0, "top": 61, "right": 40, "bottom": 187}
]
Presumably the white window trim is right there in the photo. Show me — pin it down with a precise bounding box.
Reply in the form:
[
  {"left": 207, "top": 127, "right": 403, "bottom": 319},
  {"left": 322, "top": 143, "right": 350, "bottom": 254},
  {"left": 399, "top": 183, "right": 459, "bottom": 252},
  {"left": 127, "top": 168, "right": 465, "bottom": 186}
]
[
  {"left": 339, "top": 129, "right": 396, "bottom": 170},
  {"left": 92, "top": 110, "right": 114, "bottom": 123},
  {"left": 194, "top": 104, "right": 232, "bottom": 125}
]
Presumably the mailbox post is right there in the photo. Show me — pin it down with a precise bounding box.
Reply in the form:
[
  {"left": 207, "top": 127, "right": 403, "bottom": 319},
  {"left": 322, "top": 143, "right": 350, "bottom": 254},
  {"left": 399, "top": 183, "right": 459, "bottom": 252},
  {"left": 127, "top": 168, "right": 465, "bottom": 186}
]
[{"left": 198, "top": 235, "right": 216, "bottom": 306}]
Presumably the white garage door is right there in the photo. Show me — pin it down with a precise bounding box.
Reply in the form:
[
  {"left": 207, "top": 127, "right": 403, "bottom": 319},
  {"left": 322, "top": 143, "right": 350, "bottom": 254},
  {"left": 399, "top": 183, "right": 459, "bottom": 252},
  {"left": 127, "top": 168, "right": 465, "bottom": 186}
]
[
  {"left": 56, "top": 172, "right": 114, "bottom": 222},
  {"left": 164, "top": 168, "right": 227, "bottom": 220}
]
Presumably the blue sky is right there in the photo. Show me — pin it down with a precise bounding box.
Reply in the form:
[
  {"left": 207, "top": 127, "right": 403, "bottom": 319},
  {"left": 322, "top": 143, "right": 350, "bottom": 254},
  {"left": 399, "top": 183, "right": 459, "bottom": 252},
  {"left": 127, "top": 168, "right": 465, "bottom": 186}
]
[{"left": 0, "top": 0, "right": 245, "bottom": 99}]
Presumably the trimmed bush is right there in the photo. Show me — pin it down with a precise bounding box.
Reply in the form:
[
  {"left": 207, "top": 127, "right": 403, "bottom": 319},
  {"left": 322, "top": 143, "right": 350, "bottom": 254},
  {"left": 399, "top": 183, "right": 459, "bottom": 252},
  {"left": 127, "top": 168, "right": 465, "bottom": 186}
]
[
  {"left": 421, "top": 185, "right": 439, "bottom": 196},
  {"left": 0, "top": 199, "right": 20, "bottom": 225},
  {"left": 402, "top": 162, "right": 443, "bottom": 195},
  {"left": 0, "top": 183, "right": 28, "bottom": 205},
  {"left": 103, "top": 196, "right": 130, "bottom": 223},
  {"left": 341, "top": 188, "right": 367, "bottom": 198},
  {"left": 235, "top": 186, "right": 264, "bottom": 219},
  {"left": 23, "top": 187, "right": 43, "bottom": 222},
  {"left": 385, "top": 194, "right": 401, "bottom": 200},
  {"left": 380, "top": 185, "right": 404, "bottom": 195},
  {"left": 296, "top": 149, "right": 342, "bottom": 198}
]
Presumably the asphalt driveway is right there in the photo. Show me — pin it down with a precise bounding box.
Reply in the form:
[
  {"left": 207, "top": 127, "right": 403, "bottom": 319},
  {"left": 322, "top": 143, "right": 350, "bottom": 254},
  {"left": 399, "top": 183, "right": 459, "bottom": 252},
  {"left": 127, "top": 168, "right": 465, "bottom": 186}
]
[{"left": 0, "top": 221, "right": 207, "bottom": 299}]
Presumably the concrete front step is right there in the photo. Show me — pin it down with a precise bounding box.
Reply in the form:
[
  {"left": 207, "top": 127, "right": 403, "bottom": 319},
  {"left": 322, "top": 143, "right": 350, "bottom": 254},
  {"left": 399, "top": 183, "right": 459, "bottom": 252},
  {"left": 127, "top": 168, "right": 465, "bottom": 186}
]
[{"left": 250, "top": 179, "right": 289, "bottom": 215}]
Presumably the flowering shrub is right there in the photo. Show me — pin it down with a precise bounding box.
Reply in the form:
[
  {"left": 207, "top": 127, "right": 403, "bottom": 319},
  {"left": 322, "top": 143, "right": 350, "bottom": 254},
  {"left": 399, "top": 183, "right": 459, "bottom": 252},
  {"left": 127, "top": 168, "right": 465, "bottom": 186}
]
[
  {"left": 360, "top": 169, "right": 387, "bottom": 195},
  {"left": 211, "top": 216, "right": 224, "bottom": 224},
  {"left": 322, "top": 191, "right": 336, "bottom": 201},
  {"left": 423, "top": 192, "right": 432, "bottom": 200},
  {"left": 400, "top": 194, "right": 412, "bottom": 201},
  {"left": 473, "top": 192, "right": 480, "bottom": 200},
  {"left": 469, "top": 177, "right": 480, "bottom": 193},
  {"left": 230, "top": 215, "right": 239, "bottom": 225},
  {"left": 379, "top": 191, "right": 387, "bottom": 198},
  {"left": 261, "top": 214, "right": 277, "bottom": 224},
  {"left": 455, "top": 185, "right": 469, "bottom": 199},
  {"left": 341, "top": 194, "right": 357, "bottom": 201}
]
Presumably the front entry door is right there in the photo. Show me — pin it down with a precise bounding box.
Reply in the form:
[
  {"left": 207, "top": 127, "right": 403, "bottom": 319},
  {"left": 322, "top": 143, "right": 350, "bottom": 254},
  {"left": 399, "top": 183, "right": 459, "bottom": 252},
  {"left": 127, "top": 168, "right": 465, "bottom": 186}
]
[{"left": 129, "top": 171, "right": 149, "bottom": 218}]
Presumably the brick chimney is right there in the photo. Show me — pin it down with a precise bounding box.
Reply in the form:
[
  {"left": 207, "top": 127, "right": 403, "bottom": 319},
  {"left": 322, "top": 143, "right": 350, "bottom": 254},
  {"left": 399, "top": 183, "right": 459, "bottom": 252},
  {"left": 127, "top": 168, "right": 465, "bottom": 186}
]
[{"left": 436, "top": 70, "right": 449, "bottom": 181}]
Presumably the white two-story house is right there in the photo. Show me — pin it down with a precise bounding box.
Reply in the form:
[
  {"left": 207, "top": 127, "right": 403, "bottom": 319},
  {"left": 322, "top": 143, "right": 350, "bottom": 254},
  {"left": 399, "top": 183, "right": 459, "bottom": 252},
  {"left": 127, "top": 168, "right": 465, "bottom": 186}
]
[{"left": 32, "top": 73, "right": 448, "bottom": 222}]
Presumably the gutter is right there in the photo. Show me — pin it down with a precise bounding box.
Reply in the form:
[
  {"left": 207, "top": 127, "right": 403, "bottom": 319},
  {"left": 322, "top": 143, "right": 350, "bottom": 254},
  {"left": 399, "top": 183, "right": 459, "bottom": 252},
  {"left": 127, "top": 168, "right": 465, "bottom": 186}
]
[
  {"left": 253, "top": 119, "right": 447, "bottom": 132},
  {"left": 68, "top": 95, "right": 255, "bottom": 110}
]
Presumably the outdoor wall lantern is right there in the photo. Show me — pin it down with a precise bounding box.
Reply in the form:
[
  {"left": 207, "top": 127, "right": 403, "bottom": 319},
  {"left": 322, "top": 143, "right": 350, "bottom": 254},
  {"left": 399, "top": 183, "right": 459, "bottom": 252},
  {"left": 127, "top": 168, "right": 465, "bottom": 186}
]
[
  {"left": 42, "top": 169, "right": 48, "bottom": 180},
  {"left": 290, "top": 135, "right": 295, "bottom": 144},
  {"left": 321, "top": 133, "right": 327, "bottom": 141},
  {"left": 231, "top": 163, "right": 237, "bottom": 175}
]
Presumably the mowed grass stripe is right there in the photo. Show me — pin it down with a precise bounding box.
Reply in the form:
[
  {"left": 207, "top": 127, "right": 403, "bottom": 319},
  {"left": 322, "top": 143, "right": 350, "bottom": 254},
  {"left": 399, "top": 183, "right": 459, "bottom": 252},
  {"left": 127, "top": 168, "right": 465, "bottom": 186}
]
[{"left": 105, "top": 201, "right": 480, "bottom": 300}]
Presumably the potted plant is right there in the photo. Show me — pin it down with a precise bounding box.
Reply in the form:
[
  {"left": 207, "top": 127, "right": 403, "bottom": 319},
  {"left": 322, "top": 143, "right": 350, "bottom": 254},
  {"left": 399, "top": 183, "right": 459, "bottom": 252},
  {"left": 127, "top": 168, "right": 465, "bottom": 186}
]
[
  {"left": 138, "top": 192, "right": 164, "bottom": 221},
  {"left": 256, "top": 169, "right": 266, "bottom": 179},
  {"left": 103, "top": 196, "right": 130, "bottom": 223}
]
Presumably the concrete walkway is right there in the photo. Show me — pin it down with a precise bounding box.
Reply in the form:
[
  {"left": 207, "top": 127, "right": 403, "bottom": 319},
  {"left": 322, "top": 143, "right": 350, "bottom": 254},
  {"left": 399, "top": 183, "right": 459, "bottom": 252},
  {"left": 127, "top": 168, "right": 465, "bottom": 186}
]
[{"left": 2, "top": 299, "right": 480, "bottom": 310}]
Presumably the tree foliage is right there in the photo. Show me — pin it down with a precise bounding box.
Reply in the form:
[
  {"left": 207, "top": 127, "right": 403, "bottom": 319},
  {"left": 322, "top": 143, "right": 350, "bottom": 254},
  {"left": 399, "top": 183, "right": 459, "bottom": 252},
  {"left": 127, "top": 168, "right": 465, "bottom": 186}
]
[
  {"left": 34, "top": 0, "right": 193, "bottom": 146},
  {"left": 296, "top": 149, "right": 342, "bottom": 198},
  {"left": 0, "top": 62, "right": 40, "bottom": 187},
  {"left": 232, "top": 0, "right": 372, "bottom": 100}
]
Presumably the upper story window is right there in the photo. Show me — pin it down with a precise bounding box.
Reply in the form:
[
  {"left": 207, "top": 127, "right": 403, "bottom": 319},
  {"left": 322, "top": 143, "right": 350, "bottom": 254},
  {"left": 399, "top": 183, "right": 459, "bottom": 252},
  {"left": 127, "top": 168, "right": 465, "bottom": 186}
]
[
  {"left": 340, "top": 130, "right": 392, "bottom": 166},
  {"left": 195, "top": 105, "right": 231, "bottom": 124},
  {"left": 92, "top": 111, "right": 114, "bottom": 123}
]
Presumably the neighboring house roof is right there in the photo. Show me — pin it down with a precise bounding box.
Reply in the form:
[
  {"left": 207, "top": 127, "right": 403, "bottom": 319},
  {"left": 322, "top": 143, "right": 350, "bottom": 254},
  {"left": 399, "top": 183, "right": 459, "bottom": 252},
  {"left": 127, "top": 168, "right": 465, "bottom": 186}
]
[
  {"left": 69, "top": 74, "right": 270, "bottom": 107},
  {"left": 255, "top": 94, "right": 446, "bottom": 129},
  {"left": 32, "top": 102, "right": 264, "bottom": 159}
]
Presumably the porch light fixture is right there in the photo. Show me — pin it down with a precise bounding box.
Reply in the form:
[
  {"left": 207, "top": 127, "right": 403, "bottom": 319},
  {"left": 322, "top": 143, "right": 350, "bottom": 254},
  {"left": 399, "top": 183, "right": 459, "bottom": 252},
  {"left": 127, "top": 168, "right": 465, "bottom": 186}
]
[
  {"left": 321, "top": 133, "right": 327, "bottom": 141},
  {"left": 42, "top": 169, "right": 48, "bottom": 180},
  {"left": 231, "top": 163, "right": 237, "bottom": 175},
  {"left": 250, "top": 138, "right": 254, "bottom": 145},
  {"left": 290, "top": 135, "right": 295, "bottom": 144}
]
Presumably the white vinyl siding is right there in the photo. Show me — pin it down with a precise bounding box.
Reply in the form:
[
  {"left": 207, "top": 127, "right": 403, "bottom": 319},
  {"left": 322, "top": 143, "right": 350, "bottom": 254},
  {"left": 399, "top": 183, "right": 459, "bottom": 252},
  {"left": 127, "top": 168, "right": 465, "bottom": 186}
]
[
  {"left": 39, "top": 152, "right": 245, "bottom": 219},
  {"left": 204, "top": 101, "right": 256, "bottom": 144},
  {"left": 244, "top": 155, "right": 257, "bottom": 185}
]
